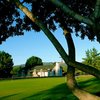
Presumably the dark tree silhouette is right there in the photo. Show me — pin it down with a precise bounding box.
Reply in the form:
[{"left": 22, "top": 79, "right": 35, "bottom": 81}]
[
  {"left": 24, "top": 56, "right": 43, "bottom": 74},
  {"left": 0, "top": 51, "right": 13, "bottom": 78}
]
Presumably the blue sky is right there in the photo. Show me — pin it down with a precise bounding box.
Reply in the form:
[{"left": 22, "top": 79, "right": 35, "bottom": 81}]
[{"left": 0, "top": 28, "right": 100, "bottom": 66}]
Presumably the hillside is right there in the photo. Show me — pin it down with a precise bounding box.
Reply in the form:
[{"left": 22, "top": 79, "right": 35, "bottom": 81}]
[{"left": 13, "top": 62, "right": 67, "bottom": 72}]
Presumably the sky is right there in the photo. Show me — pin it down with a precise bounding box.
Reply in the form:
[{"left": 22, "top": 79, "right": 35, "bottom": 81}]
[{"left": 0, "top": 28, "right": 100, "bottom": 66}]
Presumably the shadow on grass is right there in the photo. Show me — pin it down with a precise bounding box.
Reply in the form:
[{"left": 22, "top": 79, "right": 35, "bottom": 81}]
[
  {"left": 0, "top": 78, "right": 99, "bottom": 100},
  {"left": 78, "top": 78, "right": 100, "bottom": 96},
  {"left": 0, "top": 93, "right": 20, "bottom": 100},
  {"left": 22, "top": 83, "right": 78, "bottom": 100},
  {"left": 78, "top": 78, "right": 100, "bottom": 87},
  {"left": 23, "top": 78, "right": 100, "bottom": 100}
]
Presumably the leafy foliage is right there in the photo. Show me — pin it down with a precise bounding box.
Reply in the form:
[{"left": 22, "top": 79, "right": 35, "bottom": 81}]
[
  {"left": 25, "top": 56, "right": 43, "bottom": 73},
  {"left": 24, "top": 0, "right": 99, "bottom": 40},
  {"left": 0, "top": 51, "right": 13, "bottom": 78},
  {"left": 0, "top": 0, "right": 100, "bottom": 44},
  {"left": 11, "top": 65, "right": 24, "bottom": 77},
  {"left": 0, "top": 0, "right": 25, "bottom": 44},
  {"left": 82, "top": 48, "right": 100, "bottom": 70}
]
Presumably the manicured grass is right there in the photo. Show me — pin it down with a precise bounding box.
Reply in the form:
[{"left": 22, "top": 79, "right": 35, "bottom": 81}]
[
  {"left": 0, "top": 75, "right": 100, "bottom": 100},
  {"left": 76, "top": 75, "right": 100, "bottom": 95}
]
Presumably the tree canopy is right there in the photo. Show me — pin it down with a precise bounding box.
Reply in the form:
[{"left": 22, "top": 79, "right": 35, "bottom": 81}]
[
  {"left": 0, "top": 51, "right": 13, "bottom": 78},
  {"left": 25, "top": 56, "right": 43, "bottom": 71},
  {"left": 0, "top": 0, "right": 100, "bottom": 44},
  {"left": 11, "top": 65, "right": 23, "bottom": 77},
  {"left": 82, "top": 48, "right": 100, "bottom": 70}
]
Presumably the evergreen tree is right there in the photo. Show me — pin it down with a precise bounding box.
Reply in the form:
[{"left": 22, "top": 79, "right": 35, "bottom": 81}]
[{"left": 0, "top": 51, "right": 13, "bottom": 78}]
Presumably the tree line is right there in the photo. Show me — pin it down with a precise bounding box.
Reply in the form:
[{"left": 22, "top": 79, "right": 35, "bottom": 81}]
[
  {"left": 0, "top": 51, "right": 43, "bottom": 78},
  {"left": 0, "top": 48, "right": 99, "bottom": 78}
]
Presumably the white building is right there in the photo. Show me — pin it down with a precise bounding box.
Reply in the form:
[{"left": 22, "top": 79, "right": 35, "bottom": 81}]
[
  {"left": 32, "top": 62, "right": 63, "bottom": 77},
  {"left": 52, "top": 62, "right": 62, "bottom": 76},
  {"left": 32, "top": 69, "right": 48, "bottom": 77}
]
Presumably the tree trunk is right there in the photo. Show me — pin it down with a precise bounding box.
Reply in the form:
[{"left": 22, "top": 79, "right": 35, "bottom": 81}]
[{"left": 64, "top": 31, "right": 100, "bottom": 100}]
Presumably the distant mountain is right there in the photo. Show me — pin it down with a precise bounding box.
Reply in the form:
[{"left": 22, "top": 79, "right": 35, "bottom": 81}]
[
  {"left": 43, "top": 62, "right": 54, "bottom": 65},
  {"left": 13, "top": 64, "right": 25, "bottom": 67},
  {"left": 13, "top": 62, "right": 67, "bottom": 71}
]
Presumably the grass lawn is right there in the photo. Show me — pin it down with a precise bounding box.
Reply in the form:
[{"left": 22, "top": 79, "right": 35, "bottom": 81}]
[{"left": 0, "top": 75, "right": 100, "bottom": 100}]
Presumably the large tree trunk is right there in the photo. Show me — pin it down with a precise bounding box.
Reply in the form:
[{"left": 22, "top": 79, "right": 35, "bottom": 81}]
[
  {"left": 14, "top": 0, "right": 100, "bottom": 79},
  {"left": 64, "top": 31, "right": 100, "bottom": 100}
]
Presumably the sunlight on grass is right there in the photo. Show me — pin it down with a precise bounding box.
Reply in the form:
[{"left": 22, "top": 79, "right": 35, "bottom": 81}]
[{"left": 0, "top": 75, "right": 99, "bottom": 100}]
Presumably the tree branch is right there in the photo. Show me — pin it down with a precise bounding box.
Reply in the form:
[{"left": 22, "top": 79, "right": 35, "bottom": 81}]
[
  {"left": 49, "top": 0, "right": 93, "bottom": 26},
  {"left": 94, "top": 0, "right": 100, "bottom": 19},
  {"left": 13, "top": 0, "right": 37, "bottom": 22}
]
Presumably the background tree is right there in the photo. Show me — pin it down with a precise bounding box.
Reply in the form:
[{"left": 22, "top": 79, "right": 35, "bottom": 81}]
[
  {"left": 0, "top": 51, "right": 13, "bottom": 78},
  {"left": 11, "top": 65, "right": 24, "bottom": 77},
  {"left": 24, "top": 56, "right": 43, "bottom": 74},
  {"left": 82, "top": 48, "right": 100, "bottom": 70}
]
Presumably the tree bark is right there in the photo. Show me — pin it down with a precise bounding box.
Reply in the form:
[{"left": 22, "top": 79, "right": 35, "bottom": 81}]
[
  {"left": 13, "top": 0, "right": 100, "bottom": 78},
  {"left": 63, "top": 30, "right": 77, "bottom": 89},
  {"left": 64, "top": 30, "right": 100, "bottom": 100}
]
